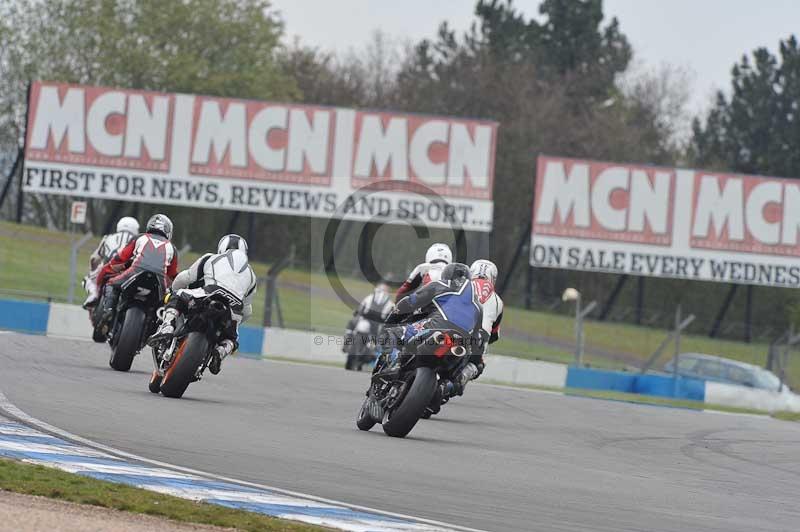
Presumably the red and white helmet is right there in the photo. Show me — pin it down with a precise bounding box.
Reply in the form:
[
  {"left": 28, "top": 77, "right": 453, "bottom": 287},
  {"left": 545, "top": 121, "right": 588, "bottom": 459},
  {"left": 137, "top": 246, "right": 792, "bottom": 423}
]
[
  {"left": 425, "top": 243, "right": 452, "bottom": 265},
  {"left": 470, "top": 259, "right": 498, "bottom": 285}
]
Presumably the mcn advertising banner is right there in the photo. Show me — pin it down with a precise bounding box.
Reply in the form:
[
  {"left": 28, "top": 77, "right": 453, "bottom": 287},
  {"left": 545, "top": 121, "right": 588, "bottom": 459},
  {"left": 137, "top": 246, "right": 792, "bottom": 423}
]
[
  {"left": 531, "top": 155, "right": 800, "bottom": 288},
  {"left": 22, "top": 81, "right": 497, "bottom": 232}
]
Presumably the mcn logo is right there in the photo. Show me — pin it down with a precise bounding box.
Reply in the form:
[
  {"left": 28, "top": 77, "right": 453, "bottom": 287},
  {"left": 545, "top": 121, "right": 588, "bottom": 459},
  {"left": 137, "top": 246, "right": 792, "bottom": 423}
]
[
  {"left": 533, "top": 156, "right": 800, "bottom": 256},
  {"left": 534, "top": 157, "right": 674, "bottom": 246},
  {"left": 26, "top": 82, "right": 497, "bottom": 199}
]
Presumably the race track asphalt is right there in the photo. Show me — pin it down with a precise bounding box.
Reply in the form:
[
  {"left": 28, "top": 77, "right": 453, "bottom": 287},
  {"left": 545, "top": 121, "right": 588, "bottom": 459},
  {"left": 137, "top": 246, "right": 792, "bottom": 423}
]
[{"left": 1, "top": 333, "right": 800, "bottom": 532}]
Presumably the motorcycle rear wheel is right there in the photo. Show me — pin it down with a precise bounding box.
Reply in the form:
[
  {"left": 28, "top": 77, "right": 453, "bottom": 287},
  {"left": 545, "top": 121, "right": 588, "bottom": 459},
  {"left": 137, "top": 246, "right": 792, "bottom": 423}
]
[
  {"left": 109, "top": 307, "right": 145, "bottom": 372},
  {"left": 160, "top": 332, "right": 208, "bottom": 399},
  {"left": 382, "top": 367, "right": 437, "bottom": 438}
]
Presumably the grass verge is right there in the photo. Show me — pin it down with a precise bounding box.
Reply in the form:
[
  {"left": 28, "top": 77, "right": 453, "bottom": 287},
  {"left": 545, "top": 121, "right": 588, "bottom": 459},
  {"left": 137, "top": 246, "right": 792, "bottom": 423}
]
[
  {"left": 772, "top": 411, "right": 800, "bottom": 422},
  {"left": 0, "top": 458, "right": 326, "bottom": 532}
]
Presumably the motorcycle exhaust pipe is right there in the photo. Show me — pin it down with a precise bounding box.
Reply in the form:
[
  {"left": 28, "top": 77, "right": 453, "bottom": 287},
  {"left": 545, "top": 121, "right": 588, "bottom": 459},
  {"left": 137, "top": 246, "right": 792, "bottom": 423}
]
[
  {"left": 450, "top": 345, "right": 467, "bottom": 357},
  {"left": 431, "top": 331, "right": 445, "bottom": 345}
]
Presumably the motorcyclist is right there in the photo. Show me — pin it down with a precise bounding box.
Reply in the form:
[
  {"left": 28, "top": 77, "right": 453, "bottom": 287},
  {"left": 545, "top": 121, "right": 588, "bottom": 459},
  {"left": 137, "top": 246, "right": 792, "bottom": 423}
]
[
  {"left": 82, "top": 216, "right": 140, "bottom": 309},
  {"left": 94, "top": 214, "right": 178, "bottom": 337},
  {"left": 453, "top": 259, "right": 504, "bottom": 395},
  {"left": 394, "top": 242, "right": 452, "bottom": 301},
  {"left": 379, "top": 263, "right": 483, "bottom": 379},
  {"left": 150, "top": 234, "right": 256, "bottom": 375},
  {"left": 343, "top": 283, "right": 394, "bottom": 366}
]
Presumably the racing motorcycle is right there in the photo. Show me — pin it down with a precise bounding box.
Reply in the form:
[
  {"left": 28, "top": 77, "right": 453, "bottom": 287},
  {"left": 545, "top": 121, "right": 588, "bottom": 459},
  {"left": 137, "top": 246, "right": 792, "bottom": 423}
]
[
  {"left": 92, "top": 271, "right": 164, "bottom": 372},
  {"left": 147, "top": 288, "right": 238, "bottom": 399},
  {"left": 345, "top": 317, "right": 379, "bottom": 371},
  {"left": 356, "top": 325, "right": 470, "bottom": 438}
]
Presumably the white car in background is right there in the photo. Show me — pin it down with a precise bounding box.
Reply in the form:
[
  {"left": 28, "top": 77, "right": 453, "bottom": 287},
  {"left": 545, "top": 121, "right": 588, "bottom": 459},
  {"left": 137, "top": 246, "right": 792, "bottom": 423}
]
[{"left": 664, "top": 353, "right": 785, "bottom": 392}]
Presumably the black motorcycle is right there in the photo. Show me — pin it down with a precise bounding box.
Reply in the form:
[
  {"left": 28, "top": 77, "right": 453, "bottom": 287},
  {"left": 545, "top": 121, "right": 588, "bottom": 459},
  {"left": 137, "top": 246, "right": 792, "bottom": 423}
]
[
  {"left": 148, "top": 289, "right": 237, "bottom": 399},
  {"left": 356, "top": 327, "right": 470, "bottom": 438},
  {"left": 92, "top": 271, "right": 164, "bottom": 372}
]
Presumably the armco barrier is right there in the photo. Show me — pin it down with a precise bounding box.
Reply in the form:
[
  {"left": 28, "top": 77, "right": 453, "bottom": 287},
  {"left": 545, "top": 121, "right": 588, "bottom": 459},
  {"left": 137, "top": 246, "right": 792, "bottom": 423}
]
[
  {"left": 3, "top": 299, "right": 263, "bottom": 354},
  {"left": 262, "top": 327, "right": 344, "bottom": 363},
  {"left": 259, "top": 327, "right": 571, "bottom": 387},
  {"left": 47, "top": 303, "right": 92, "bottom": 339},
  {"left": 236, "top": 326, "right": 264, "bottom": 355},
  {"left": 565, "top": 367, "right": 706, "bottom": 401},
  {"left": 482, "top": 354, "right": 567, "bottom": 388},
  {"left": 0, "top": 298, "right": 49, "bottom": 334}
]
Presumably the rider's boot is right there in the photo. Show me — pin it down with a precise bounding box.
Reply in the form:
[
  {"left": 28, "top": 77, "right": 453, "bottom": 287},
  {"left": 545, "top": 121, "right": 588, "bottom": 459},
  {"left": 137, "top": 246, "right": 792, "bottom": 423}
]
[
  {"left": 149, "top": 308, "right": 178, "bottom": 344},
  {"left": 209, "top": 339, "right": 234, "bottom": 375},
  {"left": 157, "top": 308, "right": 179, "bottom": 335},
  {"left": 82, "top": 277, "right": 98, "bottom": 309},
  {"left": 82, "top": 294, "right": 99, "bottom": 309},
  {"left": 100, "top": 285, "right": 118, "bottom": 322}
]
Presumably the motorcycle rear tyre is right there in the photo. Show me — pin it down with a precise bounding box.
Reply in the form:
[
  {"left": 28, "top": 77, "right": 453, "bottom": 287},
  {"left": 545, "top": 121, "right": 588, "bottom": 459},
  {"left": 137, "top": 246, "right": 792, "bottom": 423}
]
[
  {"left": 109, "top": 307, "right": 145, "bottom": 372},
  {"left": 160, "top": 332, "right": 208, "bottom": 399},
  {"left": 382, "top": 367, "right": 437, "bottom": 438}
]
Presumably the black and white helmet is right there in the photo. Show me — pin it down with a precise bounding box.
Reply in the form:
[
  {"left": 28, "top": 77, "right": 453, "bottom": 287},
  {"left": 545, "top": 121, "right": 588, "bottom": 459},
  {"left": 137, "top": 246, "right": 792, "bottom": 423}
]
[
  {"left": 146, "top": 214, "right": 173, "bottom": 239},
  {"left": 218, "top": 234, "right": 248, "bottom": 255}
]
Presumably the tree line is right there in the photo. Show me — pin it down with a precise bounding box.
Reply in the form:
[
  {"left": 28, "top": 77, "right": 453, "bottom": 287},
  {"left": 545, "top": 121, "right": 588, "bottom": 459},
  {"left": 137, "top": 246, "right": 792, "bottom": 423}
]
[{"left": 1, "top": 0, "right": 798, "bottom": 339}]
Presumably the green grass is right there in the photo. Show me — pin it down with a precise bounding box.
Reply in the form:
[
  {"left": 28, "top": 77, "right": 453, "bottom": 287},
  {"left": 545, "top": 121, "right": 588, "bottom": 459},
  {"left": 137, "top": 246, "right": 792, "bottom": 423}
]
[
  {"left": 0, "top": 219, "right": 795, "bottom": 384},
  {"left": 773, "top": 411, "right": 800, "bottom": 422},
  {"left": 0, "top": 458, "right": 325, "bottom": 531}
]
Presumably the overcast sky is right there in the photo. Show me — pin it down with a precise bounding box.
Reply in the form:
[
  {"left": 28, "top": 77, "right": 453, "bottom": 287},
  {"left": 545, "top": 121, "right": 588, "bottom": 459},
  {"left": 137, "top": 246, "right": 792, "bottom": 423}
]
[{"left": 273, "top": 0, "right": 800, "bottom": 118}]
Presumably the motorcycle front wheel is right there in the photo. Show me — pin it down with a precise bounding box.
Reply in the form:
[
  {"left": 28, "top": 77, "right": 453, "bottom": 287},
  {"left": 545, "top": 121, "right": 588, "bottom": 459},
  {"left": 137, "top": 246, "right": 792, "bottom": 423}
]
[
  {"left": 382, "top": 366, "right": 437, "bottom": 438},
  {"left": 356, "top": 396, "right": 377, "bottom": 431}
]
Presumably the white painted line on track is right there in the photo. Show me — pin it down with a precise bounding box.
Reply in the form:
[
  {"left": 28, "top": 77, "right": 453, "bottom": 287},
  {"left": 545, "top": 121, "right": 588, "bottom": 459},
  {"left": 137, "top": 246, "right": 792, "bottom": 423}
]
[
  {"left": 0, "top": 389, "right": 488, "bottom": 532},
  {"left": 701, "top": 409, "right": 772, "bottom": 419}
]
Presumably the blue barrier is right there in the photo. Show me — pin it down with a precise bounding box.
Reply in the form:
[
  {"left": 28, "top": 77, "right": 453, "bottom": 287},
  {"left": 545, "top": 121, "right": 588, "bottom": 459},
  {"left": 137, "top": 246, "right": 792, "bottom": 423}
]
[
  {"left": 237, "top": 325, "right": 264, "bottom": 355},
  {"left": 0, "top": 299, "right": 51, "bottom": 334},
  {"left": 566, "top": 367, "right": 706, "bottom": 401},
  {"left": 635, "top": 373, "right": 705, "bottom": 401},
  {"left": 566, "top": 367, "right": 635, "bottom": 393},
  {"left": 0, "top": 298, "right": 265, "bottom": 356}
]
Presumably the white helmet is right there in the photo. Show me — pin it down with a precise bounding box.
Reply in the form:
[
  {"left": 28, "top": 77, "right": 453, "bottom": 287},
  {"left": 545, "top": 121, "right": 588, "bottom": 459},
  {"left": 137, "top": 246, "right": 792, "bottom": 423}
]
[
  {"left": 218, "top": 234, "right": 248, "bottom": 255},
  {"left": 425, "top": 243, "right": 452, "bottom": 265},
  {"left": 116, "top": 216, "right": 139, "bottom": 235},
  {"left": 470, "top": 259, "right": 498, "bottom": 285}
]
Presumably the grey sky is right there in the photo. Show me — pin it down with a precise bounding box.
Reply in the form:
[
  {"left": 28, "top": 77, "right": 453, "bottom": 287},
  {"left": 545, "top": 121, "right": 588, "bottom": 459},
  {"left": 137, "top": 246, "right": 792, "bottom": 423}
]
[{"left": 273, "top": 0, "right": 800, "bottom": 118}]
